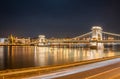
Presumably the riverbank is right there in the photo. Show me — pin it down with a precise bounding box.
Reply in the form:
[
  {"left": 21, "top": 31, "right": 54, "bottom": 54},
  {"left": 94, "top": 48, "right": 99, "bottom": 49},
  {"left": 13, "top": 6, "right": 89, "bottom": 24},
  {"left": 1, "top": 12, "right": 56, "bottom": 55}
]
[{"left": 0, "top": 55, "right": 120, "bottom": 79}]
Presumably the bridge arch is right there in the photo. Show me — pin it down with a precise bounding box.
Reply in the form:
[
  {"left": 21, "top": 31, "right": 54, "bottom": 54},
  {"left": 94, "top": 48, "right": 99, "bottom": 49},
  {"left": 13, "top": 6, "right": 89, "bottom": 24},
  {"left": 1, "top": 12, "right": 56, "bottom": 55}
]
[
  {"left": 90, "top": 26, "right": 103, "bottom": 49},
  {"left": 38, "top": 35, "right": 46, "bottom": 45},
  {"left": 91, "top": 26, "right": 102, "bottom": 41}
]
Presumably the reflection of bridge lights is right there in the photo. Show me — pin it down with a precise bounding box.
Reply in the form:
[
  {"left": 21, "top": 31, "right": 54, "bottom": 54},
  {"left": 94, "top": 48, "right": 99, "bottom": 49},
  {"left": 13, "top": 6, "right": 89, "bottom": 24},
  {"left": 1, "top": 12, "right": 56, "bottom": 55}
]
[
  {"left": 82, "top": 48, "right": 105, "bottom": 60},
  {"left": 0, "top": 46, "right": 4, "bottom": 69},
  {"left": 34, "top": 47, "right": 48, "bottom": 66},
  {"left": 107, "top": 50, "right": 115, "bottom": 56},
  {"left": 36, "top": 47, "right": 47, "bottom": 53}
]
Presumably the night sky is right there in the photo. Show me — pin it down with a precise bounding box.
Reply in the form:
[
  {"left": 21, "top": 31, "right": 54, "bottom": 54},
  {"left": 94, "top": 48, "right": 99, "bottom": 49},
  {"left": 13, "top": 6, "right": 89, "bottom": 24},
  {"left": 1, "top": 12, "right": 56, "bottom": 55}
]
[{"left": 0, "top": 0, "right": 120, "bottom": 38}]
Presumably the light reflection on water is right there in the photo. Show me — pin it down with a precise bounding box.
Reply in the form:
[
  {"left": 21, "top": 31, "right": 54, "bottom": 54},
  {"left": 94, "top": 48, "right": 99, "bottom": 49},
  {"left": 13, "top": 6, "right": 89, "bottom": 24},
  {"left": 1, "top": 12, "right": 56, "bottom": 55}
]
[{"left": 0, "top": 46, "right": 120, "bottom": 70}]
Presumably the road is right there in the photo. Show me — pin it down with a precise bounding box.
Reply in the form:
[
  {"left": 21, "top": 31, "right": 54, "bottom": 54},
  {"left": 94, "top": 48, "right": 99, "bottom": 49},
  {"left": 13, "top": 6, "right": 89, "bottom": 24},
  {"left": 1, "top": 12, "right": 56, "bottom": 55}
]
[
  {"left": 86, "top": 67, "right": 120, "bottom": 79},
  {"left": 27, "top": 58, "right": 120, "bottom": 79}
]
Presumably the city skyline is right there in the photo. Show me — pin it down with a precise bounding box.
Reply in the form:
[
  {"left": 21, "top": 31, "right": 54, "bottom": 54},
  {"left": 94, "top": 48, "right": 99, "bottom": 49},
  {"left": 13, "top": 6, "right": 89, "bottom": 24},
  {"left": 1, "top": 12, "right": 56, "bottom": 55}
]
[{"left": 0, "top": 0, "right": 120, "bottom": 38}]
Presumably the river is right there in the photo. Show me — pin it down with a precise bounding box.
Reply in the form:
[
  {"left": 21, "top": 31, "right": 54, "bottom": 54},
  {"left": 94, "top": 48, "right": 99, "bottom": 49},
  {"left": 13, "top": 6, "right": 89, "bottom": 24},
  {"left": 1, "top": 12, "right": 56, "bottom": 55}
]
[{"left": 0, "top": 46, "right": 120, "bottom": 70}]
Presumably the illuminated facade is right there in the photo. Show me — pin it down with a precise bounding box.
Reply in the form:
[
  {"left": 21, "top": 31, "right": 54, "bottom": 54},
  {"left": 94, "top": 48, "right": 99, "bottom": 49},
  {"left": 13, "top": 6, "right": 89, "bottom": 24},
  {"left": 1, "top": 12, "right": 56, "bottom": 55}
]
[
  {"left": 14, "top": 37, "right": 31, "bottom": 44},
  {"left": 0, "top": 38, "right": 7, "bottom": 44}
]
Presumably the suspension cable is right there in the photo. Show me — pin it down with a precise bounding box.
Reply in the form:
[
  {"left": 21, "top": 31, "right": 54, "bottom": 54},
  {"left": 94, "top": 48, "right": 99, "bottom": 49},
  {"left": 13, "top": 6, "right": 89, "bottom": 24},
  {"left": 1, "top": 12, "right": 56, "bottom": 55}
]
[
  {"left": 102, "top": 31, "right": 120, "bottom": 37},
  {"left": 73, "top": 31, "right": 92, "bottom": 39}
]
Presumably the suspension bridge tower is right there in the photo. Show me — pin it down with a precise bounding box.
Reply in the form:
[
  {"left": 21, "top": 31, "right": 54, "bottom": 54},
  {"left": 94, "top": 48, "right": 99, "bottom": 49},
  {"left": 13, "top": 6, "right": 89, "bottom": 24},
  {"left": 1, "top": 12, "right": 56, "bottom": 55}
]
[
  {"left": 90, "top": 26, "right": 104, "bottom": 49},
  {"left": 38, "top": 35, "right": 46, "bottom": 46}
]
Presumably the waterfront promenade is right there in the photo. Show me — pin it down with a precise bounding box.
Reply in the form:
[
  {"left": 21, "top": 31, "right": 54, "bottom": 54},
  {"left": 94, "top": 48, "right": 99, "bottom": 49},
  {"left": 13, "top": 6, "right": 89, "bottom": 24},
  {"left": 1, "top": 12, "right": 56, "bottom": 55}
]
[{"left": 28, "top": 57, "right": 120, "bottom": 79}]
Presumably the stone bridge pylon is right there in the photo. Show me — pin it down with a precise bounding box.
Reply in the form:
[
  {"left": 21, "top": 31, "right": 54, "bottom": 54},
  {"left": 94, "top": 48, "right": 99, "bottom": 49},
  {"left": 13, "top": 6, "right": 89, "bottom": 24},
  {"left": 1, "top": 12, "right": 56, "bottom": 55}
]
[
  {"left": 90, "top": 26, "right": 104, "bottom": 49},
  {"left": 91, "top": 26, "right": 102, "bottom": 41}
]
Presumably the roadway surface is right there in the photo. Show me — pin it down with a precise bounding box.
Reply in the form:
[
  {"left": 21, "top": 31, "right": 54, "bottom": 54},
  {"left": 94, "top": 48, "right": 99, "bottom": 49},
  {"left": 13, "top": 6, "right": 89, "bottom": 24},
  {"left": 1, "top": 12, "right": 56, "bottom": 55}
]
[{"left": 27, "top": 58, "right": 120, "bottom": 79}]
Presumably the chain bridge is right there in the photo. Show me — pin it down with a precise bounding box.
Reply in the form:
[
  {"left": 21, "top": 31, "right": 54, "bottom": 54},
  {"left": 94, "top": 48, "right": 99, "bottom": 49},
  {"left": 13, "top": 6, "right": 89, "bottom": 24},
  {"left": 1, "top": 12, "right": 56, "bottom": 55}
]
[{"left": 35, "top": 26, "right": 120, "bottom": 48}]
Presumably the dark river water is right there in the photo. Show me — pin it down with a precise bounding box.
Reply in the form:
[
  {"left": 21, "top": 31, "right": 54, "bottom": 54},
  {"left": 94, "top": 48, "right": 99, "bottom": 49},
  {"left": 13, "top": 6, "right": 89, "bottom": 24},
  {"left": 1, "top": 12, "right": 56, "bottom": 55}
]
[{"left": 0, "top": 46, "right": 120, "bottom": 70}]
